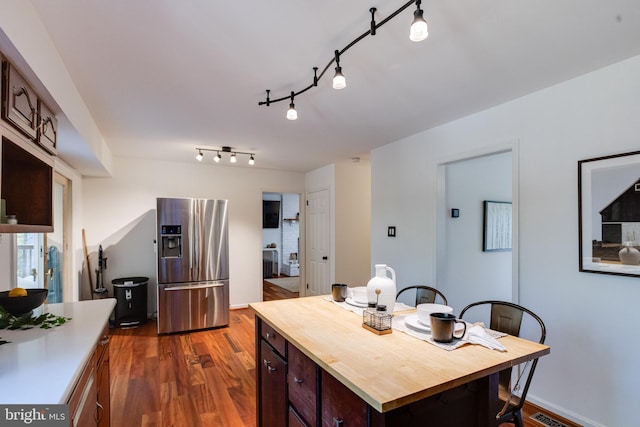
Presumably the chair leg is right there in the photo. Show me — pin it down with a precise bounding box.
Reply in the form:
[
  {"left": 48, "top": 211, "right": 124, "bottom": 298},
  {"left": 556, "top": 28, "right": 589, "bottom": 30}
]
[{"left": 513, "top": 410, "right": 523, "bottom": 427}]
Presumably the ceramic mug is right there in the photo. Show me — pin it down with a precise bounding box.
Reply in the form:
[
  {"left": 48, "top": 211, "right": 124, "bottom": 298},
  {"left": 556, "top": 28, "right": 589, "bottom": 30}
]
[
  {"left": 331, "top": 284, "right": 348, "bottom": 302},
  {"left": 429, "top": 312, "right": 467, "bottom": 343}
]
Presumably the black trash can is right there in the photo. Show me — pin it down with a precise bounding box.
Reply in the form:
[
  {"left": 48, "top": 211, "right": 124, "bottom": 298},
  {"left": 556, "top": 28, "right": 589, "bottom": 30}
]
[{"left": 112, "top": 276, "right": 148, "bottom": 327}]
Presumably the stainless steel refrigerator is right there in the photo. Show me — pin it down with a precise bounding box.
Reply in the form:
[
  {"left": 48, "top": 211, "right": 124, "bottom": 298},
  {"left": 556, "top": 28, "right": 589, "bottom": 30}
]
[{"left": 156, "top": 197, "right": 229, "bottom": 334}]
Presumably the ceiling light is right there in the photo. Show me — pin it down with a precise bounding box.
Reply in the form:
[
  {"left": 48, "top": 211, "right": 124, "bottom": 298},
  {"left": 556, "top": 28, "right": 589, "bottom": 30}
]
[
  {"left": 332, "top": 50, "right": 346, "bottom": 90},
  {"left": 287, "top": 92, "right": 298, "bottom": 120},
  {"left": 259, "top": 1, "right": 430, "bottom": 118},
  {"left": 195, "top": 147, "right": 255, "bottom": 165},
  {"left": 410, "top": 1, "right": 429, "bottom": 42}
]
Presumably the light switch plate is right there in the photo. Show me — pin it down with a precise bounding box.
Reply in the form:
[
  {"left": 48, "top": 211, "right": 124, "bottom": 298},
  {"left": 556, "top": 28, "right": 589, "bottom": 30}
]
[{"left": 388, "top": 226, "right": 396, "bottom": 237}]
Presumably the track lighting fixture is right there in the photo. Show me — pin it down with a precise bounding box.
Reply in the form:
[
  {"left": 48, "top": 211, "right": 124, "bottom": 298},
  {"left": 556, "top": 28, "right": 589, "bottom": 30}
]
[
  {"left": 332, "top": 50, "right": 346, "bottom": 90},
  {"left": 286, "top": 92, "right": 298, "bottom": 120},
  {"left": 259, "top": 1, "right": 429, "bottom": 119},
  {"left": 195, "top": 146, "right": 255, "bottom": 165},
  {"left": 410, "top": 0, "right": 429, "bottom": 42}
]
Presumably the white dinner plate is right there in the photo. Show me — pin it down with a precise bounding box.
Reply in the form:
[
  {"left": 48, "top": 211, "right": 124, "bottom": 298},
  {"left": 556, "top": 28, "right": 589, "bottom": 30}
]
[
  {"left": 345, "top": 297, "right": 367, "bottom": 308},
  {"left": 404, "top": 314, "right": 465, "bottom": 333}
]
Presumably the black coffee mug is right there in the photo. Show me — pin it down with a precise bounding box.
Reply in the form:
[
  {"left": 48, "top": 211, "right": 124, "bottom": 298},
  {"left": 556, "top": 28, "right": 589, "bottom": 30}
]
[
  {"left": 331, "top": 284, "right": 347, "bottom": 302},
  {"left": 430, "top": 312, "right": 467, "bottom": 343}
]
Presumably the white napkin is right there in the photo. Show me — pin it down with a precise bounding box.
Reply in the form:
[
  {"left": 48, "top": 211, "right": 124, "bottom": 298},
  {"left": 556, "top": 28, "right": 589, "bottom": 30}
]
[{"left": 465, "top": 324, "right": 506, "bottom": 352}]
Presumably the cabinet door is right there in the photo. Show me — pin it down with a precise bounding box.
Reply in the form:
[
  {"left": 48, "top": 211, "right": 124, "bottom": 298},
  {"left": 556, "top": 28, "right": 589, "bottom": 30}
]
[
  {"left": 289, "top": 406, "right": 309, "bottom": 427},
  {"left": 260, "top": 340, "right": 287, "bottom": 427},
  {"left": 96, "top": 327, "right": 110, "bottom": 427},
  {"left": 288, "top": 344, "right": 317, "bottom": 425},
  {"left": 37, "top": 100, "right": 57, "bottom": 155},
  {"left": 321, "top": 370, "right": 367, "bottom": 427},
  {"left": 2, "top": 61, "right": 38, "bottom": 139}
]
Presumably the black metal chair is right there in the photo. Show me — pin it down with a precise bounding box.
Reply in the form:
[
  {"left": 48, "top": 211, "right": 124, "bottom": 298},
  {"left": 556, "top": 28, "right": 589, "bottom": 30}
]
[
  {"left": 459, "top": 300, "right": 546, "bottom": 427},
  {"left": 395, "top": 285, "right": 448, "bottom": 306}
]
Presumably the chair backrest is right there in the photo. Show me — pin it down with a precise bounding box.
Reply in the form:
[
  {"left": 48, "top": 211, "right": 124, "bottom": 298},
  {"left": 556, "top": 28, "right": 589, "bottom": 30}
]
[
  {"left": 459, "top": 300, "right": 546, "bottom": 416},
  {"left": 396, "top": 285, "right": 448, "bottom": 306}
]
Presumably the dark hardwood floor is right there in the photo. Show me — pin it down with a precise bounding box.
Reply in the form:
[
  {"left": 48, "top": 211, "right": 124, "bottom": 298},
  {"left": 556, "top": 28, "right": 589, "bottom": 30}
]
[
  {"left": 108, "top": 281, "right": 577, "bottom": 427},
  {"left": 262, "top": 277, "right": 299, "bottom": 301}
]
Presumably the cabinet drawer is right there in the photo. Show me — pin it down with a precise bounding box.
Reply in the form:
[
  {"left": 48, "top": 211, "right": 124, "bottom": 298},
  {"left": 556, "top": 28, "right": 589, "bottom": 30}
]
[
  {"left": 260, "top": 320, "right": 286, "bottom": 358},
  {"left": 288, "top": 344, "right": 317, "bottom": 426}
]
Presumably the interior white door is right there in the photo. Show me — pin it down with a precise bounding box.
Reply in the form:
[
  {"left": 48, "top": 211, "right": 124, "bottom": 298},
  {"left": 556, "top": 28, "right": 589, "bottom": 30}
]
[{"left": 306, "top": 189, "right": 330, "bottom": 296}]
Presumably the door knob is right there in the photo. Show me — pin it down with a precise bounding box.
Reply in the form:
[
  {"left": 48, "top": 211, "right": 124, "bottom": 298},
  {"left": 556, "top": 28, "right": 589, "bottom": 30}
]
[{"left": 322, "top": 256, "right": 328, "bottom": 260}]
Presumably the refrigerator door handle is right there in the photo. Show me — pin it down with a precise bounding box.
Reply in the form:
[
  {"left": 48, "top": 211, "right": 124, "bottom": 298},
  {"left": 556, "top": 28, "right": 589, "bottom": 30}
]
[{"left": 165, "top": 282, "right": 225, "bottom": 291}]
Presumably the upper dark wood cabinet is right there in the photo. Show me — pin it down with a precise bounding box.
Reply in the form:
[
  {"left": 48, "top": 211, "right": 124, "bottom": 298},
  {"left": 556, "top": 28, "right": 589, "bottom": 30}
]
[
  {"left": 2, "top": 61, "right": 38, "bottom": 140},
  {"left": 37, "top": 99, "right": 57, "bottom": 155},
  {"left": 1, "top": 59, "right": 58, "bottom": 156},
  {"left": 0, "top": 136, "right": 53, "bottom": 233}
]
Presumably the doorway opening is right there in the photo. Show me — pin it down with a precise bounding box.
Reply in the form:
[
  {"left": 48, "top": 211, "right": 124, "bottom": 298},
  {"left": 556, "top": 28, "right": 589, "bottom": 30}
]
[
  {"left": 262, "top": 192, "right": 302, "bottom": 301},
  {"left": 436, "top": 145, "right": 518, "bottom": 309}
]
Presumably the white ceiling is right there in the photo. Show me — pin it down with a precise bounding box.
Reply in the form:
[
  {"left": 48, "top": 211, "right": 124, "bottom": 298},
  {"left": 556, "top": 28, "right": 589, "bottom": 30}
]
[{"left": 23, "top": 0, "right": 640, "bottom": 173}]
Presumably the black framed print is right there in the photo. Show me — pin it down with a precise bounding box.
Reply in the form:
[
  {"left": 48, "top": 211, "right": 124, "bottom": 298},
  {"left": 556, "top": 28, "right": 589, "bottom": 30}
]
[
  {"left": 483, "top": 201, "right": 512, "bottom": 252},
  {"left": 578, "top": 150, "right": 640, "bottom": 277}
]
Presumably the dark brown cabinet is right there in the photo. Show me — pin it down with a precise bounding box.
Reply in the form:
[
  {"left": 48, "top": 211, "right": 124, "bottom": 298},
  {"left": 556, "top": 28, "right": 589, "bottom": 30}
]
[
  {"left": 258, "top": 324, "right": 287, "bottom": 427},
  {"left": 321, "top": 370, "right": 367, "bottom": 427},
  {"left": 1, "top": 61, "right": 38, "bottom": 140},
  {"left": 288, "top": 344, "right": 318, "bottom": 426},
  {"left": 68, "top": 322, "right": 111, "bottom": 427},
  {"left": 0, "top": 136, "right": 53, "bottom": 232},
  {"left": 2, "top": 60, "right": 58, "bottom": 155},
  {"left": 37, "top": 99, "right": 57, "bottom": 155}
]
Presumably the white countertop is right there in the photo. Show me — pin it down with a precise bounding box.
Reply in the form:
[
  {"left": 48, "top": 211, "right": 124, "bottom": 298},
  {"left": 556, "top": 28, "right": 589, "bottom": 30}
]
[{"left": 0, "top": 298, "right": 116, "bottom": 404}]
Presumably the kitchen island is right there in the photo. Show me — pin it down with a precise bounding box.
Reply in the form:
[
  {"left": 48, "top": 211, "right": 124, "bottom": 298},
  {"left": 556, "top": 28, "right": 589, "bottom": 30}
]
[
  {"left": 250, "top": 296, "right": 550, "bottom": 427},
  {"left": 0, "top": 298, "right": 115, "bottom": 424}
]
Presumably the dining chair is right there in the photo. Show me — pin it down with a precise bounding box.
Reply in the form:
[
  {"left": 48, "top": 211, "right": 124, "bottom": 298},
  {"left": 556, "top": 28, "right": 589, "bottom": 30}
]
[
  {"left": 459, "top": 300, "right": 546, "bottom": 427},
  {"left": 395, "top": 285, "right": 448, "bottom": 306}
]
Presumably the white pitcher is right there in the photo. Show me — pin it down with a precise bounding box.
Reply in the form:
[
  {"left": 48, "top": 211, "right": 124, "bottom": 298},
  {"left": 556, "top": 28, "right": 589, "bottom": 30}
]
[{"left": 366, "top": 264, "right": 397, "bottom": 313}]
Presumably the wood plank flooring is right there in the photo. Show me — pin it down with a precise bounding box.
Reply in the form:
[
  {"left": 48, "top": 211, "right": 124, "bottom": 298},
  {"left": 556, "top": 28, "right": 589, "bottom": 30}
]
[
  {"left": 108, "top": 281, "right": 577, "bottom": 427},
  {"left": 109, "top": 310, "right": 257, "bottom": 427}
]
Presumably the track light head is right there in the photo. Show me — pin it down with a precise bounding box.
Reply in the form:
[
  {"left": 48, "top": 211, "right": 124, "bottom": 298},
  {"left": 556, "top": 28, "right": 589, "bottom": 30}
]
[
  {"left": 249, "top": 154, "right": 255, "bottom": 166},
  {"left": 332, "top": 50, "right": 346, "bottom": 90},
  {"left": 214, "top": 152, "right": 221, "bottom": 162},
  {"left": 230, "top": 153, "right": 237, "bottom": 163},
  {"left": 196, "top": 150, "right": 203, "bottom": 161},
  {"left": 410, "top": 3, "right": 429, "bottom": 42},
  {"left": 333, "top": 66, "right": 346, "bottom": 90},
  {"left": 287, "top": 92, "right": 298, "bottom": 120}
]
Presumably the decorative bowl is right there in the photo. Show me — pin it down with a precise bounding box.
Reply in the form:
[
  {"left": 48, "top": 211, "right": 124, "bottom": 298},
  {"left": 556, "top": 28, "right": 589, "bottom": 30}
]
[{"left": 0, "top": 288, "right": 48, "bottom": 316}]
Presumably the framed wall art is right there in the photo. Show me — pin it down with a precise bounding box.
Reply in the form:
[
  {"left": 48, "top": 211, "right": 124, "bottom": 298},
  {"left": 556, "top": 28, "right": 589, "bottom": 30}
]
[
  {"left": 578, "top": 150, "right": 640, "bottom": 277},
  {"left": 483, "top": 200, "right": 512, "bottom": 252}
]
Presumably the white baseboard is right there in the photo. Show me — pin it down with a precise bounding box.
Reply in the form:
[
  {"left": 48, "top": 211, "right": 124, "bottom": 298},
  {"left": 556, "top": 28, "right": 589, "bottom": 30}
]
[{"left": 528, "top": 394, "right": 606, "bottom": 427}]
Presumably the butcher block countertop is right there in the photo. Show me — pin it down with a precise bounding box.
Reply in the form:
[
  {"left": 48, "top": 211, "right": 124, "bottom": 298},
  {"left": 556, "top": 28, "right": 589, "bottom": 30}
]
[
  {"left": 250, "top": 295, "right": 550, "bottom": 413},
  {"left": 0, "top": 299, "right": 116, "bottom": 405}
]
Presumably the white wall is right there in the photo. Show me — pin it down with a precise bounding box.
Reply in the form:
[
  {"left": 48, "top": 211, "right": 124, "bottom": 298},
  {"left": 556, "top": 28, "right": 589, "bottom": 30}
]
[
  {"left": 371, "top": 55, "right": 640, "bottom": 426},
  {"left": 82, "top": 156, "right": 305, "bottom": 311}
]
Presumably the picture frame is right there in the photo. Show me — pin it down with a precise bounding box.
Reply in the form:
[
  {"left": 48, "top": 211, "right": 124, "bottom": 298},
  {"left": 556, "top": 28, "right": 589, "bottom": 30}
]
[
  {"left": 578, "top": 150, "right": 640, "bottom": 277},
  {"left": 482, "top": 200, "right": 512, "bottom": 252}
]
